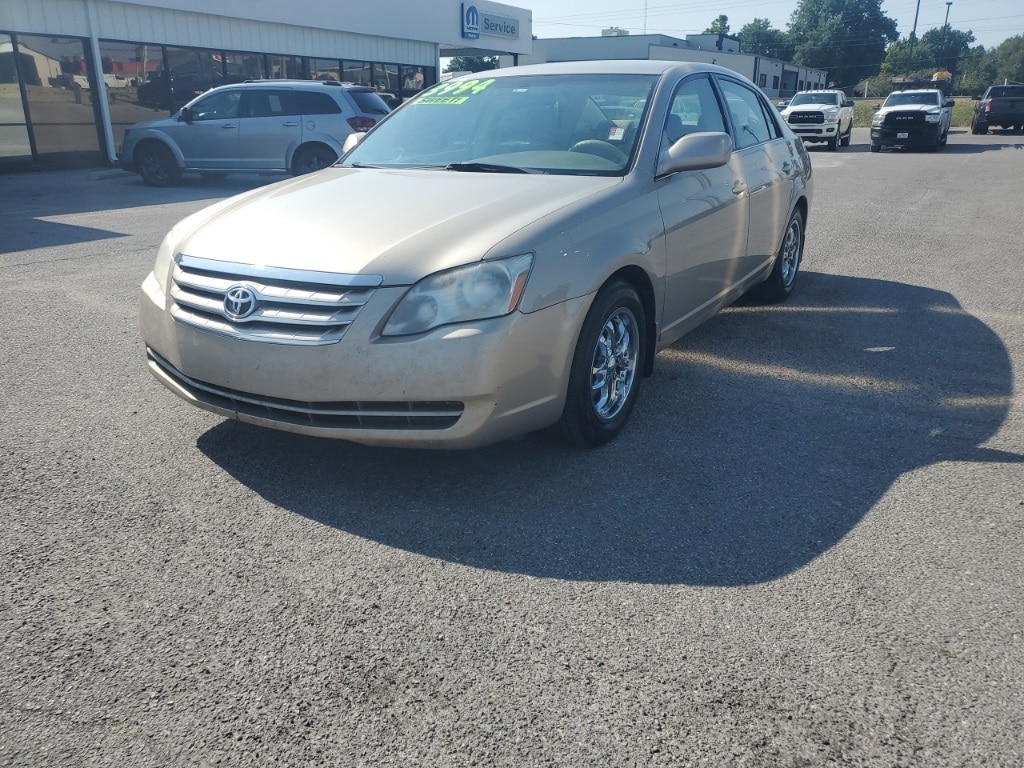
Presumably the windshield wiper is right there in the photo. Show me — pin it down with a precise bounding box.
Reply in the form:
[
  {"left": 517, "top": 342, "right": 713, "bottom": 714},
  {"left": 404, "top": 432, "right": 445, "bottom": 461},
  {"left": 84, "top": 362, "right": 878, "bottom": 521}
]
[{"left": 445, "top": 162, "right": 541, "bottom": 174}]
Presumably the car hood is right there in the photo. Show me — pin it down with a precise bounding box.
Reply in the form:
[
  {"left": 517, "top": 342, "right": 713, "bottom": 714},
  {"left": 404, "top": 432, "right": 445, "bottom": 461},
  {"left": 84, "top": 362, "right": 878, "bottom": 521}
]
[
  {"left": 784, "top": 102, "right": 840, "bottom": 112},
  {"left": 878, "top": 104, "right": 940, "bottom": 114},
  {"left": 176, "top": 168, "right": 620, "bottom": 284}
]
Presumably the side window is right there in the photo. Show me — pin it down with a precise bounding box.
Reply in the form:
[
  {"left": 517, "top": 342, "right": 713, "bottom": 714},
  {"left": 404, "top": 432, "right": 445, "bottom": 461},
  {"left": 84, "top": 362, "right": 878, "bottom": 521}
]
[
  {"left": 246, "top": 89, "right": 300, "bottom": 118},
  {"left": 190, "top": 90, "right": 241, "bottom": 121},
  {"left": 663, "top": 75, "right": 727, "bottom": 146},
  {"left": 717, "top": 79, "right": 773, "bottom": 150},
  {"left": 297, "top": 91, "right": 343, "bottom": 116}
]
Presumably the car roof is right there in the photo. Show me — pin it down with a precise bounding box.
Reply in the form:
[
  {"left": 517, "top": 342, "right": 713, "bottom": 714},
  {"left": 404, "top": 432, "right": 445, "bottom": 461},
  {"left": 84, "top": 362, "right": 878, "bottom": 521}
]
[
  {"left": 456, "top": 59, "right": 741, "bottom": 80},
  {"left": 889, "top": 89, "right": 941, "bottom": 94}
]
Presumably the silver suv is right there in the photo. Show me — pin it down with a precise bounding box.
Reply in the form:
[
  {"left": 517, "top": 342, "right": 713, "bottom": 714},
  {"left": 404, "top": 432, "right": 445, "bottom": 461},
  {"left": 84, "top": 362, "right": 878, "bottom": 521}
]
[{"left": 119, "top": 80, "right": 390, "bottom": 186}]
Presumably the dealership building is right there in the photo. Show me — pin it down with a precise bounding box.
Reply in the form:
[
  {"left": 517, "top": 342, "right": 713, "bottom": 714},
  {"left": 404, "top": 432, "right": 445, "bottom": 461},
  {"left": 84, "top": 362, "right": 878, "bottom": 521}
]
[{"left": 0, "top": 0, "right": 531, "bottom": 172}]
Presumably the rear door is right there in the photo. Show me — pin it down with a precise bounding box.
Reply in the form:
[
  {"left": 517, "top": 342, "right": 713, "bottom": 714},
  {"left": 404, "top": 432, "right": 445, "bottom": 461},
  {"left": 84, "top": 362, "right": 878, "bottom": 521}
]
[
  {"left": 237, "top": 88, "right": 302, "bottom": 170},
  {"left": 715, "top": 76, "right": 797, "bottom": 280}
]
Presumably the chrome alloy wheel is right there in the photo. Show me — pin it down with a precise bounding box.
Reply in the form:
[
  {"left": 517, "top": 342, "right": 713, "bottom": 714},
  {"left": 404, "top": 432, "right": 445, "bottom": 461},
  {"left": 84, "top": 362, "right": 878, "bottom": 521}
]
[
  {"left": 779, "top": 216, "right": 802, "bottom": 289},
  {"left": 590, "top": 307, "right": 639, "bottom": 421}
]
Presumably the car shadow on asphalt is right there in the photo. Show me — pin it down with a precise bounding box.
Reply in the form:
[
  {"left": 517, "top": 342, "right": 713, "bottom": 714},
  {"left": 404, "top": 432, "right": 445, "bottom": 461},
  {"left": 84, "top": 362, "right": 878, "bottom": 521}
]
[
  {"left": 196, "top": 272, "right": 1020, "bottom": 587},
  {"left": 0, "top": 170, "right": 283, "bottom": 255}
]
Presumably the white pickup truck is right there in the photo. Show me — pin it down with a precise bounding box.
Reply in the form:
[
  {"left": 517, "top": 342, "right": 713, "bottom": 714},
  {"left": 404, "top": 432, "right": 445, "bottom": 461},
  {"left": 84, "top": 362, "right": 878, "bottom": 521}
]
[
  {"left": 870, "top": 89, "right": 954, "bottom": 152},
  {"left": 779, "top": 90, "right": 855, "bottom": 151}
]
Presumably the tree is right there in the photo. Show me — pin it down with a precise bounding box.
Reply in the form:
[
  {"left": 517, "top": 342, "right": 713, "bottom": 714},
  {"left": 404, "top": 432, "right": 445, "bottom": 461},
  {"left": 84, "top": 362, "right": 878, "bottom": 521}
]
[
  {"left": 921, "top": 26, "right": 974, "bottom": 79},
  {"left": 990, "top": 35, "right": 1024, "bottom": 84},
  {"left": 881, "top": 38, "right": 936, "bottom": 76},
  {"left": 443, "top": 56, "right": 499, "bottom": 74},
  {"left": 703, "top": 15, "right": 730, "bottom": 35},
  {"left": 788, "top": 0, "right": 899, "bottom": 89},
  {"left": 738, "top": 18, "right": 793, "bottom": 60}
]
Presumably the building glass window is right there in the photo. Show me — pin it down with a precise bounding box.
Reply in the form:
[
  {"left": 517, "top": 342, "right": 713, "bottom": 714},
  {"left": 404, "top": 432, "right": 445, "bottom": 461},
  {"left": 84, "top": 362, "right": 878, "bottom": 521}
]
[
  {"left": 224, "top": 52, "right": 265, "bottom": 83},
  {"left": 15, "top": 34, "right": 101, "bottom": 158},
  {"left": 0, "top": 33, "right": 33, "bottom": 160},
  {"left": 310, "top": 58, "right": 340, "bottom": 81},
  {"left": 164, "top": 46, "right": 225, "bottom": 110},
  {"left": 98, "top": 40, "right": 167, "bottom": 147},
  {"left": 343, "top": 60, "right": 372, "bottom": 86},
  {"left": 267, "top": 55, "right": 302, "bottom": 79},
  {"left": 401, "top": 65, "right": 427, "bottom": 100},
  {"left": 374, "top": 63, "right": 399, "bottom": 100}
]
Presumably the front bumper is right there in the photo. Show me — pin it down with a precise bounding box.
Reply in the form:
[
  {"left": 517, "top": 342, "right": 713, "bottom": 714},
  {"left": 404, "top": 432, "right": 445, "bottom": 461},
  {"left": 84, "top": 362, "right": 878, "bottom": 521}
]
[
  {"left": 788, "top": 124, "right": 840, "bottom": 142},
  {"left": 870, "top": 123, "right": 941, "bottom": 148},
  {"left": 140, "top": 272, "right": 589, "bottom": 448}
]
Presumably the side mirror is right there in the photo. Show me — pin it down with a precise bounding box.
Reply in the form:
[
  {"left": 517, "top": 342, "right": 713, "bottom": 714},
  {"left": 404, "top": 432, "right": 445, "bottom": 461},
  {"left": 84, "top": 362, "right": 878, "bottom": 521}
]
[
  {"left": 944, "top": 99, "right": 955, "bottom": 108},
  {"left": 972, "top": 95, "right": 981, "bottom": 101},
  {"left": 342, "top": 132, "right": 364, "bottom": 154},
  {"left": 656, "top": 132, "right": 732, "bottom": 178},
  {"left": 179, "top": 106, "right": 193, "bottom": 122},
  {"left": 872, "top": 104, "right": 881, "bottom": 111},
  {"left": 843, "top": 101, "right": 854, "bottom": 108}
]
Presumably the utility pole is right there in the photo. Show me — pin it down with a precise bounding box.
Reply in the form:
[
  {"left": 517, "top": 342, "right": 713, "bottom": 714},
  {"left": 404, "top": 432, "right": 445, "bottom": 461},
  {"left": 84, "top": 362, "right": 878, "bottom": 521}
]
[{"left": 909, "top": 0, "right": 921, "bottom": 57}]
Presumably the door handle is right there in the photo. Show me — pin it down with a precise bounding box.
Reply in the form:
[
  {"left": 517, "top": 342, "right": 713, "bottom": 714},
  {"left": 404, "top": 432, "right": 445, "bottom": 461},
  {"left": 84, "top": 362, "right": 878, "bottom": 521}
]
[
  {"left": 283, "top": 121, "right": 299, "bottom": 127},
  {"left": 222, "top": 124, "right": 236, "bottom": 129}
]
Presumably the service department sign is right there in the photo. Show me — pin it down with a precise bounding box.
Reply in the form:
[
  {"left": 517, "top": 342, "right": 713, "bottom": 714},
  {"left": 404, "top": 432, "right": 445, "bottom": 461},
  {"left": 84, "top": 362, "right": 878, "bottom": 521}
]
[{"left": 462, "top": 3, "right": 520, "bottom": 41}]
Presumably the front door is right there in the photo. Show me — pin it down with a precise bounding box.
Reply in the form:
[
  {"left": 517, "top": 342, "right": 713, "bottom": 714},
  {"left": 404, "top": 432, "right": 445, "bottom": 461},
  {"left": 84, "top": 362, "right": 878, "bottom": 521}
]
[{"left": 168, "top": 88, "right": 242, "bottom": 169}]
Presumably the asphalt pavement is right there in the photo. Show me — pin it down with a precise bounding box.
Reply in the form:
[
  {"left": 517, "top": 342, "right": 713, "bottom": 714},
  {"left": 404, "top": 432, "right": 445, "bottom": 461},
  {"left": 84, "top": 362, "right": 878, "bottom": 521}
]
[{"left": 1, "top": 127, "right": 1022, "bottom": 766}]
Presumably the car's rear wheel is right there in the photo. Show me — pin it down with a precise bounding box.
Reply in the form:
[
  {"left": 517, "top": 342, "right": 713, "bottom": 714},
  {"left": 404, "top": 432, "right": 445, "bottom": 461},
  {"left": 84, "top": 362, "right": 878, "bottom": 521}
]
[
  {"left": 553, "top": 280, "right": 645, "bottom": 447},
  {"left": 750, "top": 208, "right": 804, "bottom": 304},
  {"left": 136, "top": 141, "right": 181, "bottom": 187},
  {"left": 973, "top": 118, "right": 988, "bottom": 135},
  {"left": 292, "top": 144, "right": 338, "bottom": 176},
  {"left": 840, "top": 126, "right": 852, "bottom": 147}
]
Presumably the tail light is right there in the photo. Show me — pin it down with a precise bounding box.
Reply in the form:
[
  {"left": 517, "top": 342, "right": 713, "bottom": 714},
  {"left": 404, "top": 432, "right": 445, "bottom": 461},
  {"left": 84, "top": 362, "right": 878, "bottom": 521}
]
[
  {"left": 347, "top": 116, "right": 377, "bottom": 132},
  {"left": 983, "top": 99, "right": 992, "bottom": 114}
]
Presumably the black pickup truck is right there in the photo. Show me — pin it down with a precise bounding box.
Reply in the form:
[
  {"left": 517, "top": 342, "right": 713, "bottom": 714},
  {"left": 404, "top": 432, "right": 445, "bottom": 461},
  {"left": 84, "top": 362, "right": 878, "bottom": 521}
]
[{"left": 970, "top": 84, "right": 1024, "bottom": 134}]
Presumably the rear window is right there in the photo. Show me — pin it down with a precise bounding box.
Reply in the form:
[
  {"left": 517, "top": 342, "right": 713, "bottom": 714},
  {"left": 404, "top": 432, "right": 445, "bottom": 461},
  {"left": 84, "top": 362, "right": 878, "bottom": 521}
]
[
  {"left": 989, "top": 86, "right": 1024, "bottom": 99},
  {"left": 298, "top": 91, "right": 342, "bottom": 115},
  {"left": 348, "top": 90, "right": 391, "bottom": 116}
]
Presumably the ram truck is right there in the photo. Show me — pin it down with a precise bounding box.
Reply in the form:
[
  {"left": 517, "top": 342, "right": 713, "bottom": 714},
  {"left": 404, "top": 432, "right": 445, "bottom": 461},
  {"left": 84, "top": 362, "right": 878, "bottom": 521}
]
[
  {"left": 779, "top": 90, "right": 854, "bottom": 151},
  {"left": 870, "top": 89, "right": 954, "bottom": 152},
  {"left": 971, "top": 85, "right": 1024, "bottom": 134}
]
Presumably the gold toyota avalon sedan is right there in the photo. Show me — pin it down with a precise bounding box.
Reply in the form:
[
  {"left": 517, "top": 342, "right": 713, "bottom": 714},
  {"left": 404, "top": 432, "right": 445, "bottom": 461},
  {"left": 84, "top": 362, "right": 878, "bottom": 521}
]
[{"left": 140, "top": 60, "right": 812, "bottom": 449}]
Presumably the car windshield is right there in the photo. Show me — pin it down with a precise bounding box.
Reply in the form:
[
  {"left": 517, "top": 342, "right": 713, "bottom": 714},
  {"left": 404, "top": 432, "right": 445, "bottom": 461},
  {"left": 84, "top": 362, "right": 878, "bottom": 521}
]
[
  {"left": 884, "top": 92, "right": 939, "bottom": 107},
  {"left": 789, "top": 93, "right": 839, "bottom": 106},
  {"left": 342, "top": 73, "right": 658, "bottom": 175}
]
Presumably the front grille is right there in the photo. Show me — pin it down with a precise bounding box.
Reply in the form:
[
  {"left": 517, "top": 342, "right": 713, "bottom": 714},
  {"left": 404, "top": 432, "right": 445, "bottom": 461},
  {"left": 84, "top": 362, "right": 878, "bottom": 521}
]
[
  {"left": 170, "top": 254, "right": 382, "bottom": 345},
  {"left": 148, "top": 349, "right": 464, "bottom": 430},
  {"left": 788, "top": 111, "right": 824, "bottom": 125},
  {"left": 883, "top": 111, "right": 925, "bottom": 128}
]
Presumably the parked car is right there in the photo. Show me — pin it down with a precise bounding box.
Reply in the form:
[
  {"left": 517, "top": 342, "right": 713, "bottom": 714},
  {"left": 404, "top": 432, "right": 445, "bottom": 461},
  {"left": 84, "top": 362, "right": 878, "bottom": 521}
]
[
  {"left": 779, "top": 90, "right": 854, "bottom": 150},
  {"left": 970, "top": 84, "right": 1024, "bottom": 134},
  {"left": 120, "top": 80, "right": 390, "bottom": 186},
  {"left": 139, "top": 61, "right": 812, "bottom": 449},
  {"left": 870, "top": 89, "right": 954, "bottom": 152}
]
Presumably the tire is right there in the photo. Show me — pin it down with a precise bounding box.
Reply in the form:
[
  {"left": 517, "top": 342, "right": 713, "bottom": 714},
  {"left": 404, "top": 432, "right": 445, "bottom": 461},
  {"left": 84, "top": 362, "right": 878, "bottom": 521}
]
[
  {"left": 976, "top": 121, "right": 989, "bottom": 135},
  {"left": 553, "top": 280, "right": 646, "bottom": 447},
  {"left": 826, "top": 136, "right": 838, "bottom": 151},
  {"left": 749, "top": 208, "right": 804, "bottom": 304},
  {"left": 136, "top": 141, "right": 181, "bottom": 187},
  {"left": 870, "top": 143, "right": 880, "bottom": 153},
  {"left": 840, "top": 126, "right": 852, "bottom": 147},
  {"left": 291, "top": 144, "right": 338, "bottom": 176}
]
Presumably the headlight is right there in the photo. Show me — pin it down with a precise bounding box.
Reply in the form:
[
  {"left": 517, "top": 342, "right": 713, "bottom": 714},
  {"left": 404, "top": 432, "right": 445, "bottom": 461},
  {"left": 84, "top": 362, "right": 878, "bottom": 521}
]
[
  {"left": 872, "top": 113, "right": 884, "bottom": 126},
  {"left": 822, "top": 107, "right": 840, "bottom": 123},
  {"left": 152, "top": 229, "right": 177, "bottom": 294},
  {"left": 924, "top": 110, "right": 941, "bottom": 123},
  {"left": 382, "top": 253, "right": 533, "bottom": 336}
]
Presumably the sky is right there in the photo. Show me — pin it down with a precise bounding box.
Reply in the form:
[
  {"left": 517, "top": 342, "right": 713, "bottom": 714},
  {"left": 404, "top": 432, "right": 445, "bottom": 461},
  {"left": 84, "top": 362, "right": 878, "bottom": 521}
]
[{"left": 525, "top": 0, "right": 1023, "bottom": 51}]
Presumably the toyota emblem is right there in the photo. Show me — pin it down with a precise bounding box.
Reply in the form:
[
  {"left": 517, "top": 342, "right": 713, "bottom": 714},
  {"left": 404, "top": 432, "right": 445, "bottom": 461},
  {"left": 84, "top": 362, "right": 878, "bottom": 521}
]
[{"left": 223, "top": 284, "right": 258, "bottom": 320}]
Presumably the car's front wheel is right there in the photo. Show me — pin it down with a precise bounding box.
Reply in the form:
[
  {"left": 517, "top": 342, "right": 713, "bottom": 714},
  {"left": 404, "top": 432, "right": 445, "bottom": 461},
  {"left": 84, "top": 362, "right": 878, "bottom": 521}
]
[
  {"left": 750, "top": 208, "right": 804, "bottom": 304},
  {"left": 553, "top": 280, "right": 646, "bottom": 447},
  {"left": 136, "top": 141, "right": 181, "bottom": 187},
  {"left": 292, "top": 144, "right": 338, "bottom": 176}
]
